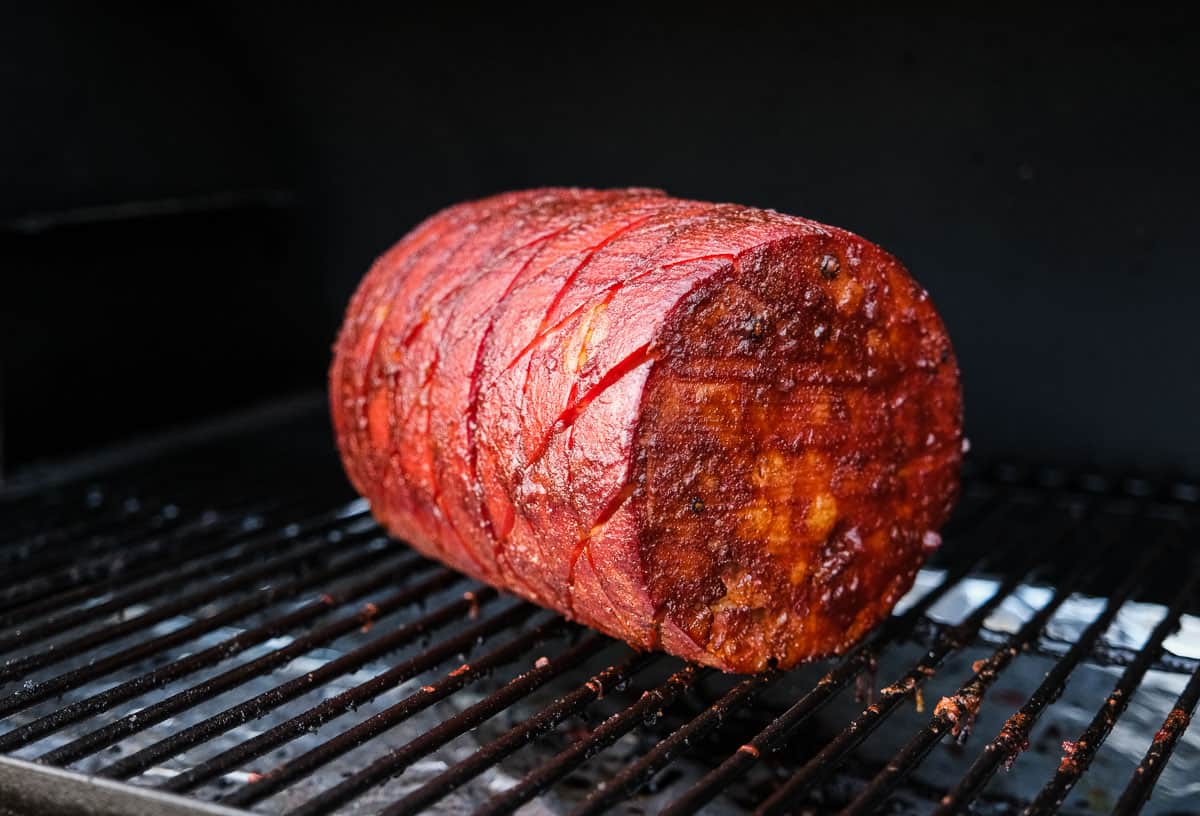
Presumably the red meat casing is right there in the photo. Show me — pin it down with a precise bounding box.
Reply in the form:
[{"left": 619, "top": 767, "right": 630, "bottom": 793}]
[{"left": 330, "top": 188, "right": 962, "bottom": 673}]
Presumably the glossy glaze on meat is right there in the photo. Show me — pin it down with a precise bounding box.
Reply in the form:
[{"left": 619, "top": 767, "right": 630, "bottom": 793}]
[{"left": 330, "top": 188, "right": 962, "bottom": 672}]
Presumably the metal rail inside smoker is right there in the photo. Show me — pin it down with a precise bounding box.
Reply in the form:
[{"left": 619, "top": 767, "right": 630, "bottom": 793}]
[{"left": 1, "top": 410, "right": 1198, "bottom": 816}]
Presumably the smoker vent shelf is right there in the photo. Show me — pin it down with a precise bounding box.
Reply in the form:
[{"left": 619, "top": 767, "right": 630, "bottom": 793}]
[{"left": 1, "top": 405, "right": 1197, "bottom": 816}]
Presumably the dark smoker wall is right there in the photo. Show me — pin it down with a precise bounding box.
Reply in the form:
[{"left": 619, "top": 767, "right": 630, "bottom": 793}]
[{"left": 2, "top": 5, "right": 1197, "bottom": 475}]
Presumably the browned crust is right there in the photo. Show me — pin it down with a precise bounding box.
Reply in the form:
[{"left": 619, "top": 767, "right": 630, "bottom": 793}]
[{"left": 633, "top": 232, "right": 961, "bottom": 672}]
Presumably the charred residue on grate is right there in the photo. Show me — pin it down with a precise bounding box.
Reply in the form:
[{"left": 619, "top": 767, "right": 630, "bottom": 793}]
[{"left": 1, "top": 420, "right": 1199, "bottom": 816}]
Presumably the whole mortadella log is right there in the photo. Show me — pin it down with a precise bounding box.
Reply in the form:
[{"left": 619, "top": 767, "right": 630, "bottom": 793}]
[{"left": 330, "top": 188, "right": 962, "bottom": 673}]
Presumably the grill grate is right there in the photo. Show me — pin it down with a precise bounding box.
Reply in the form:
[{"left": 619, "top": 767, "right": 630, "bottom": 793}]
[{"left": 1, "top": 405, "right": 1198, "bottom": 815}]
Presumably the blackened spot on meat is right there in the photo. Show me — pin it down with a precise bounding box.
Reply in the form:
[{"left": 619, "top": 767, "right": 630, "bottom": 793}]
[
  {"left": 691, "top": 497, "right": 705, "bottom": 514},
  {"left": 820, "top": 254, "right": 841, "bottom": 280},
  {"left": 940, "top": 347, "right": 950, "bottom": 364},
  {"left": 747, "top": 316, "right": 768, "bottom": 340}
]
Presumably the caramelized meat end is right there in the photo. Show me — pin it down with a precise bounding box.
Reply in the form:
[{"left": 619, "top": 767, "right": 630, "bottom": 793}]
[{"left": 634, "top": 238, "right": 960, "bottom": 672}]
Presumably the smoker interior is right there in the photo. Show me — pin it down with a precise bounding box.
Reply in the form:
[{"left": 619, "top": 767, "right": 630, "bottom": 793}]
[{"left": 0, "top": 399, "right": 1197, "bottom": 816}]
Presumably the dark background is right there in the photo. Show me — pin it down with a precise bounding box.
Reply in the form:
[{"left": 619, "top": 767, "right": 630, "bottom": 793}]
[{"left": 2, "top": 5, "right": 1197, "bottom": 477}]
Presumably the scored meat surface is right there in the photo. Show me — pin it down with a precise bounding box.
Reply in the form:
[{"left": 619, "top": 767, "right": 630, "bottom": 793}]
[{"left": 330, "top": 188, "right": 962, "bottom": 672}]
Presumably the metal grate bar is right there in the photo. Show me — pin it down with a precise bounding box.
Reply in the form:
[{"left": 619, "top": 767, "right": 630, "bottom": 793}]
[
  {"left": 0, "top": 503, "right": 368, "bottom": 669},
  {"left": 0, "top": 520, "right": 379, "bottom": 661},
  {"left": 149, "top": 591, "right": 514, "bottom": 792},
  {"left": 993, "top": 625, "right": 1200, "bottom": 676},
  {"left": 0, "top": 526, "right": 384, "bottom": 715},
  {"left": 836, "top": 544, "right": 1102, "bottom": 815},
  {"left": 41, "top": 564, "right": 463, "bottom": 767},
  {"left": 1112, "top": 658, "right": 1200, "bottom": 815},
  {"left": 15, "top": 553, "right": 435, "bottom": 760},
  {"left": 5, "top": 413, "right": 1199, "bottom": 816},
  {"left": 103, "top": 582, "right": 498, "bottom": 782},
  {"left": 0, "top": 488, "right": 326, "bottom": 616},
  {"left": 475, "top": 663, "right": 706, "bottom": 816},
  {"left": 220, "top": 614, "right": 566, "bottom": 809},
  {"left": 0, "top": 499, "right": 160, "bottom": 573},
  {"left": 0, "top": 492, "right": 164, "bottom": 554},
  {"left": 571, "top": 670, "right": 776, "bottom": 816},
  {"left": 1023, "top": 553, "right": 1200, "bottom": 815},
  {"left": 931, "top": 528, "right": 1168, "bottom": 815},
  {"left": 0, "top": 488, "right": 337, "bottom": 631},
  {"left": 753, "top": 547, "right": 1047, "bottom": 816},
  {"left": 382, "top": 651, "right": 657, "bottom": 816},
  {"left": 0, "top": 511, "right": 231, "bottom": 627},
  {"left": 290, "top": 633, "right": 610, "bottom": 816},
  {"left": 0, "top": 505, "right": 192, "bottom": 618}
]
